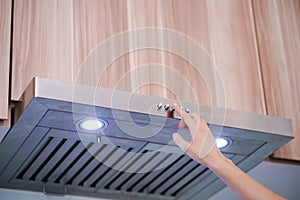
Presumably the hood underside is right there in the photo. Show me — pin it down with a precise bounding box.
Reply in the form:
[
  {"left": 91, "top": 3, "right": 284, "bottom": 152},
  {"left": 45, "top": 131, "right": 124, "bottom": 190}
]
[{"left": 0, "top": 78, "right": 293, "bottom": 200}]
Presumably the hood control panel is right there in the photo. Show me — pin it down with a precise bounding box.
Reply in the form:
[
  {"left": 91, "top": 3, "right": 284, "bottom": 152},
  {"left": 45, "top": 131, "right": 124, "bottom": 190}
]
[{"left": 156, "top": 103, "right": 190, "bottom": 113}]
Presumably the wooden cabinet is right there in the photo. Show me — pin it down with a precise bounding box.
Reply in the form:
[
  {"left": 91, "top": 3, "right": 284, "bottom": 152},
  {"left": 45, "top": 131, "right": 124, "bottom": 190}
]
[
  {"left": 0, "top": 0, "right": 12, "bottom": 120},
  {"left": 252, "top": 0, "right": 300, "bottom": 160},
  {"left": 204, "top": 0, "right": 265, "bottom": 113},
  {"left": 11, "top": 0, "right": 265, "bottom": 114},
  {"left": 11, "top": 0, "right": 73, "bottom": 101},
  {"left": 123, "top": 0, "right": 265, "bottom": 113},
  {"left": 72, "top": 0, "right": 131, "bottom": 91}
]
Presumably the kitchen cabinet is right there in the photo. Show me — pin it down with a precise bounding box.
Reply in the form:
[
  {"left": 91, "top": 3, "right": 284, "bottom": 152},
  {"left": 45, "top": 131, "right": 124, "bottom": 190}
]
[
  {"left": 252, "top": 0, "right": 300, "bottom": 161},
  {"left": 201, "top": 0, "right": 265, "bottom": 113},
  {"left": 11, "top": 0, "right": 73, "bottom": 101},
  {"left": 11, "top": 0, "right": 265, "bottom": 114},
  {"left": 0, "top": 0, "right": 12, "bottom": 120},
  {"left": 74, "top": 0, "right": 266, "bottom": 113},
  {"left": 72, "top": 0, "right": 131, "bottom": 91}
]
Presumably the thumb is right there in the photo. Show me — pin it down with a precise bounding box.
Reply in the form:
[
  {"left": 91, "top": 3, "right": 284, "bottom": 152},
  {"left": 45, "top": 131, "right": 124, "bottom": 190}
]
[{"left": 173, "top": 133, "right": 190, "bottom": 152}]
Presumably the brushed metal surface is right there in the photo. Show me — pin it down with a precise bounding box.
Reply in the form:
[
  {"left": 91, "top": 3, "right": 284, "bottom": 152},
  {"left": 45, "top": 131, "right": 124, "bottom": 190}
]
[{"left": 30, "top": 77, "right": 292, "bottom": 137}]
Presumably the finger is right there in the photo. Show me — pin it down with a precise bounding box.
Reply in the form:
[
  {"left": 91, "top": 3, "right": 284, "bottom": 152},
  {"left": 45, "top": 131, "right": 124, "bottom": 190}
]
[
  {"left": 173, "top": 103, "right": 187, "bottom": 128},
  {"left": 173, "top": 103, "right": 182, "bottom": 117},
  {"left": 166, "top": 110, "right": 174, "bottom": 118},
  {"left": 190, "top": 113, "right": 199, "bottom": 122},
  {"left": 178, "top": 119, "right": 186, "bottom": 129},
  {"left": 172, "top": 133, "right": 190, "bottom": 152},
  {"left": 181, "top": 114, "right": 196, "bottom": 130}
]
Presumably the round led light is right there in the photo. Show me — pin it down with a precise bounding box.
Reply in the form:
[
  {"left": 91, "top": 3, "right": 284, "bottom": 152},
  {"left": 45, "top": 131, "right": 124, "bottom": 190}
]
[
  {"left": 79, "top": 119, "right": 107, "bottom": 131},
  {"left": 215, "top": 138, "right": 230, "bottom": 149}
]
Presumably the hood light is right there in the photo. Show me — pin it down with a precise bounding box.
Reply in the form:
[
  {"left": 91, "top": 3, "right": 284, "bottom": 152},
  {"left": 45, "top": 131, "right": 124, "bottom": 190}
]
[
  {"left": 79, "top": 119, "right": 108, "bottom": 131},
  {"left": 215, "top": 138, "right": 230, "bottom": 148}
]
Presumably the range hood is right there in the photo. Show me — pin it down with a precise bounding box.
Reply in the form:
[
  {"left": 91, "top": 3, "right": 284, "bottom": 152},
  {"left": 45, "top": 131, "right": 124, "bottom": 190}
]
[{"left": 0, "top": 78, "right": 293, "bottom": 200}]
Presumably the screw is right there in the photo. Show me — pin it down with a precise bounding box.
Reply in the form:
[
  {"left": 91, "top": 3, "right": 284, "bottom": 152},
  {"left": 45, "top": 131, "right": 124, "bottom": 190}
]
[
  {"left": 185, "top": 108, "right": 190, "bottom": 113},
  {"left": 97, "top": 135, "right": 101, "bottom": 143}
]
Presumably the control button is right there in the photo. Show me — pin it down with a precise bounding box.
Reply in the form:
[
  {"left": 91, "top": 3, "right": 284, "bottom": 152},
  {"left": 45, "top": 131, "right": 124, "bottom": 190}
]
[
  {"left": 157, "top": 103, "right": 163, "bottom": 110},
  {"left": 169, "top": 106, "right": 175, "bottom": 112},
  {"left": 164, "top": 104, "right": 170, "bottom": 111}
]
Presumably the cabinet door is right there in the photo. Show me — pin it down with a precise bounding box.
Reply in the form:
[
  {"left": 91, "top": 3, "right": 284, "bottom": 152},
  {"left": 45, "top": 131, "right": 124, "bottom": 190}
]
[
  {"left": 0, "top": 0, "right": 12, "bottom": 120},
  {"left": 11, "top": 0, "right": 73, "bottom": 101},
  {"left": 73, "top": 0, "right": 131, "bottom": 91},
  {"left": 129, "top": 0, "right": 265, "bottom": 113},
  {"left": 75, "top": 0, "right": 266, "bottom": 113},
  {"left": 253, "top": 0, "right": 300, "bottom": 160}
]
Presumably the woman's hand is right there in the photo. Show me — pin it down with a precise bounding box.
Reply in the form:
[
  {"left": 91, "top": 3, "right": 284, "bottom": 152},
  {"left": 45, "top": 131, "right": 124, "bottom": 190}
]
[{"left": 172, "top": 103, "right": 225, "bottom": 167}]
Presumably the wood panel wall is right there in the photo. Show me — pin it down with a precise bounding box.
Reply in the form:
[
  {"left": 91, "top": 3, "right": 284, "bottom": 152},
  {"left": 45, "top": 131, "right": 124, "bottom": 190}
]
[
  {"left": 252, "top": 0, "right": 300, "bottom": 160},
  {"left": 0, "top": 0, "right": 12, "bottom": 120}
]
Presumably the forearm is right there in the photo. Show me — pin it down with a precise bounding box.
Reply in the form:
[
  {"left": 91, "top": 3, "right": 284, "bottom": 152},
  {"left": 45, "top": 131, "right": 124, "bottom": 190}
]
[{"left": 206, "top": 154, "right": 285, "bottom": 200}]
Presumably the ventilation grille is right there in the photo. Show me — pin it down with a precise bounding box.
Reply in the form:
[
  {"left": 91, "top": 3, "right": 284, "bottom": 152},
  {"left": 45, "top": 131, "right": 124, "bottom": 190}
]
[{"left": 12, "top": 136, "right": 228, "bottom": 198}]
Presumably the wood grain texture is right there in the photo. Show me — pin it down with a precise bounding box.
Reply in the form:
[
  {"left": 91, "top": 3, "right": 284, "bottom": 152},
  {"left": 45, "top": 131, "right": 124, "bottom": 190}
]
[
  {"left": 206, "top": 0, "right": 265, "bottom": 113},
  {"left": 252, "top": 0, "right": 300, "bottom": 160},
  {"left": 73, "top": 0, "right": 131, "bottom": 91},
  {"left": 125, "top": 0, "right": 265, "bottom": 113},
  {"left": 11, "top": 0, "right": 73, "bottom": 100},
  {"left": 0, "top": 0, "right": 12, "bottom": 119},
  {"left": 124, "top": 0, "right": 212, "bottom": 103},
  {"left": 12, "top": 0, "right": 265, "bottom": 114},
  {"left": 0, "top": 104, "right": 11, "bottom": 127}
]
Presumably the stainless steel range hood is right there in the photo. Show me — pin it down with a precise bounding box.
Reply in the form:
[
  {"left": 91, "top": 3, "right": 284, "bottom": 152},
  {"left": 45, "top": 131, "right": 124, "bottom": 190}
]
[{"left": 0, "top": 78, "right": 293, "bottom": 200}]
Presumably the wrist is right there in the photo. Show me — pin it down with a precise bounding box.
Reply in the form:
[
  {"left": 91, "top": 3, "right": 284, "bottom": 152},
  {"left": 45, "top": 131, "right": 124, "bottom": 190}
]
[{"left": 201, "top": 149, "right": 232, "bottom": 171}]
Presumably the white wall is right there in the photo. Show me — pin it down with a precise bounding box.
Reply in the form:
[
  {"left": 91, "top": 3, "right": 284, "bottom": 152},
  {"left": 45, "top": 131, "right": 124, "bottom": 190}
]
[
  {"left": 1, "top": 161, "right": 300, "bottom": 200},
  {"left": 209, "top": 161, "right": 300, "bottom": 200}
]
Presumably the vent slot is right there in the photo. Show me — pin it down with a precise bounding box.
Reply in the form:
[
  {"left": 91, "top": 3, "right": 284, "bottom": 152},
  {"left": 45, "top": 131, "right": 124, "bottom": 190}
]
[
  {"left": 169, "top": 167, "right": 209, "bottom": 196},
  {"left": 89, "top": 147, "right": 136, "bottom": 188},
  {"left": 103, "top": 149, "right": 149, "bottom": 189},
  {"left": 17, "top": 137, "right": 66, "bottom": 181},
  {"left": 125, "top": 152, "right": 174, "bottom": 192},
  {"left": 65, "top": 143, "right": 108, "bottom": 185},
  {"left": 159, "top": 161, "right": 204, "bottom": 195},
  {"left": 78, "top": 147, "right": 134, "bottom": 187},
  {"left": 52, "top": 142, "right": 92, "bottom": 183},
  {"left": 137, "top": 155, "right": 185, "bottom": 193},
  {"left": 114, "top": 151, "right": 160, "bottom": 191},
  {"left": 16, "top": 137, "right": 53, "bottom": 180},
  {"left": 40, "top": 140, "right": 80, "bottom": 182},
  {"left": 73, "top": 145, "right": 119, "bottom": 186},
  {"left": 148, "top": 157, "right": 194, "bottom": 194}
]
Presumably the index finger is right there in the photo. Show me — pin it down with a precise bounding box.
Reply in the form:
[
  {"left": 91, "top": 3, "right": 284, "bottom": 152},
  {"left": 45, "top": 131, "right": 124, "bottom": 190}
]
[
  {"left": 173, "top": 103, "right": 182, "bottom": 117},
  {"left": 173, "top": 103, "right": 187, "bottom": 129}
]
